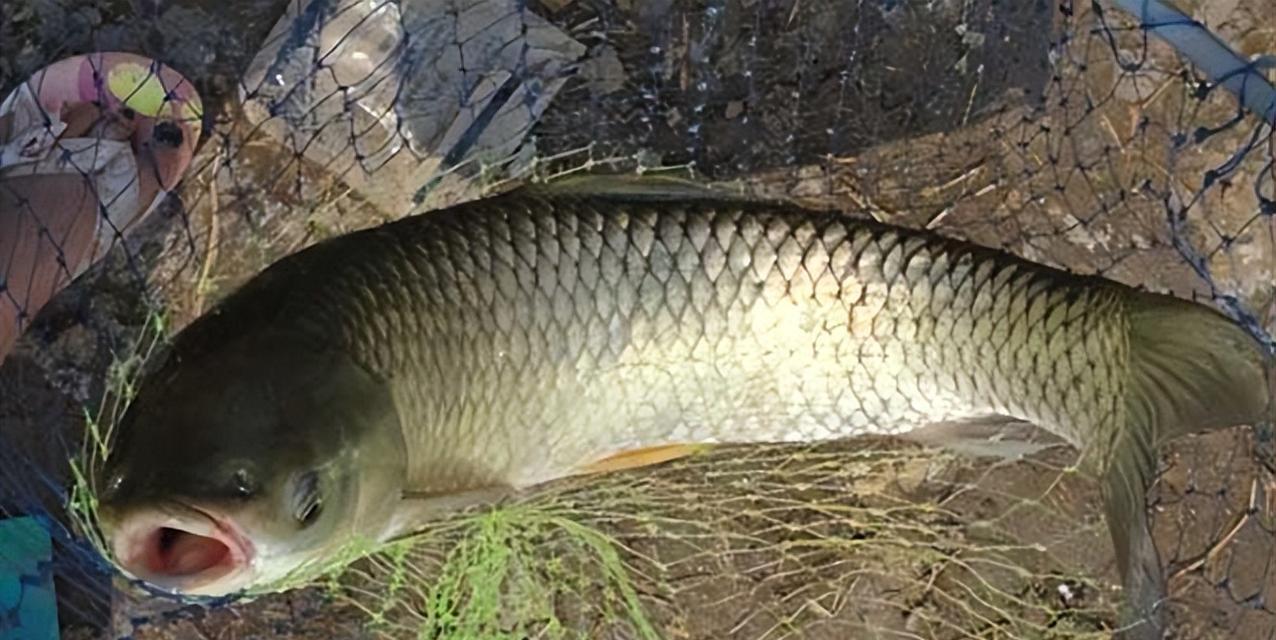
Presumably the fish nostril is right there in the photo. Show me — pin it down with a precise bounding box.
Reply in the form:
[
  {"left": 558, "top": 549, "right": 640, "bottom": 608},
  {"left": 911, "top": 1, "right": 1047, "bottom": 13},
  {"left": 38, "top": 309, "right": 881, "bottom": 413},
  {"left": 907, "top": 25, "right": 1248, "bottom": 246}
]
[
  {"left": 98, "top": 471, "right": 126, "bottom": 503},
  {"left": 232, "top": 468, "right": 258, "bottom": 498}
]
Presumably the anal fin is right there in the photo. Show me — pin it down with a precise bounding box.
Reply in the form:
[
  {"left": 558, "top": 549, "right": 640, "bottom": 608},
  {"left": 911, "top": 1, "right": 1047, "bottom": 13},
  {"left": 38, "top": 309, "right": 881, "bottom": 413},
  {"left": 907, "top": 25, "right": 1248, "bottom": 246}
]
[{"left": 903, "top": 416, "right": 1067, "bottom": 460}]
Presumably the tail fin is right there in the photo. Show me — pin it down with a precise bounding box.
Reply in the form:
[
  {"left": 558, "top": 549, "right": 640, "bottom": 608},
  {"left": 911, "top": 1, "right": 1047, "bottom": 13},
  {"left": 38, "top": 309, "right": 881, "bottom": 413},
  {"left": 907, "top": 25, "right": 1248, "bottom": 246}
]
[
  {"left": 1104, "top": 290, "right": 1272, "bottom": 638},
  {"left": 1125, "top": 291, "right": 1270, "bottom": 441}
]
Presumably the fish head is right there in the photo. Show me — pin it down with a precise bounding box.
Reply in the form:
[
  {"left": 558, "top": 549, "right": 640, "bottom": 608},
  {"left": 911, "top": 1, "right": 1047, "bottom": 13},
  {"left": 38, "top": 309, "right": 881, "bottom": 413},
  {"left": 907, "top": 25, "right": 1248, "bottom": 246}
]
[{"left": 96, "top": 331, "right": 406, "bottom": 598}]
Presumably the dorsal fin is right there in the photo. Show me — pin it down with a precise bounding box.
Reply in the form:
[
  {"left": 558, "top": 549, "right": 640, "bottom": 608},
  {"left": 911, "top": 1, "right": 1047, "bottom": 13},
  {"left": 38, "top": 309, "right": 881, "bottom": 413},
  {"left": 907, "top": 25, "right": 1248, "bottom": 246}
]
[{"left": 531, "top": 172, "right": 756, "bottom": 202}]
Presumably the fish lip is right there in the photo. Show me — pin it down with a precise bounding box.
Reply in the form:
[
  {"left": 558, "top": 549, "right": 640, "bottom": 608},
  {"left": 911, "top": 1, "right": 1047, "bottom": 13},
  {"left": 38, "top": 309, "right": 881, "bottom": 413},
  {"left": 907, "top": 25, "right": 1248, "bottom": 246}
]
[
  {"left": 188, "top": 503, "right": 257, "bottom": 566},
  {"left": 109, "top": 501, "right": 257, "bottom": 597}
]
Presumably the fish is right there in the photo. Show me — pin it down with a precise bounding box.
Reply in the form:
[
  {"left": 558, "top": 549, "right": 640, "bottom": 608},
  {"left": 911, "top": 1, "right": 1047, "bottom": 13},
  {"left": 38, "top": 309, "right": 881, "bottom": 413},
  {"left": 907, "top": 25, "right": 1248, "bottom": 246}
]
[{"left": 95, "top": 175, "right": 1271, "bottom": 638}]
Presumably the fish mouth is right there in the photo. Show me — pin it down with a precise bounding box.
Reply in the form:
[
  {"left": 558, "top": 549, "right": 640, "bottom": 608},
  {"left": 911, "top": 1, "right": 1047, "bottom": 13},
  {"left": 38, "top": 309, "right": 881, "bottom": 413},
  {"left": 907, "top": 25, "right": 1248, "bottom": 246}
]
[{"left": 109, "top": 503, "right": 256, "bottom": 597}]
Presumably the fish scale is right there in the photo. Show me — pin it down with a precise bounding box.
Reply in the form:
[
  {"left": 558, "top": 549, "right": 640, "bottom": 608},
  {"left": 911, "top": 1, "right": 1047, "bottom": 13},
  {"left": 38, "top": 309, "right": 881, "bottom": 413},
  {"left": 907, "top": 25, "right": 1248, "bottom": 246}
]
[{"left": 275, "top": 190, "right": 1128, "bottom": 489}]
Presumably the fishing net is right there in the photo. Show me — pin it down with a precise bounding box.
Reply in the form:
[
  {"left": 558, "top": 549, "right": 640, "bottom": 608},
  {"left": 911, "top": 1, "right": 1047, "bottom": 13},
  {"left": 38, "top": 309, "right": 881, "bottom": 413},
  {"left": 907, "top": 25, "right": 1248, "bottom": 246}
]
[{"left": 1, "top": 0, "right": 1274, "bottom": 638}]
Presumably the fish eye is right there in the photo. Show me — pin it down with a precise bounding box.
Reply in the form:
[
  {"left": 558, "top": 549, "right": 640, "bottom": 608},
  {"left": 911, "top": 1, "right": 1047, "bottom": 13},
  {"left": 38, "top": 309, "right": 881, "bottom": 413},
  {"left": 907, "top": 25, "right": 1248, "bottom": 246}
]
[{"left": 291, "top": 470, "right": 323, "bottom": 527}]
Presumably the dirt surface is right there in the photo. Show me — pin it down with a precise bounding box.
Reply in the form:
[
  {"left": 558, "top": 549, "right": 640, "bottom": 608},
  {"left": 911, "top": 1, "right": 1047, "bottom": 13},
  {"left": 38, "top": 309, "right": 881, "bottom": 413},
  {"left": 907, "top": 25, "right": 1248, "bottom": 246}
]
[{"left": 530, "top": 0, "right": 1055, "bottom": 180}]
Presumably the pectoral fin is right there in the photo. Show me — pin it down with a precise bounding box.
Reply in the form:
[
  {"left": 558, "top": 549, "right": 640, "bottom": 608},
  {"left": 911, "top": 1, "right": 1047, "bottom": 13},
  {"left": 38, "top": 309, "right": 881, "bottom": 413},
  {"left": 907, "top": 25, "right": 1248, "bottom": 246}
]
[
  {"left": 577, "top": 443, "right": 709, "bottom": 476},
  {"left": 383, "top": 485, "right": 518, "bottom": 542}
]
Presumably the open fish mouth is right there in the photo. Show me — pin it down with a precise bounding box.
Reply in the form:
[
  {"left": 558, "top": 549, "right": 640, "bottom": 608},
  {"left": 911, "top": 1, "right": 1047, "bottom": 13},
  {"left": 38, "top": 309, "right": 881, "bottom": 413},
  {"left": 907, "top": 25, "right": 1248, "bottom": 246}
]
[{"left": 109, "top": 504, "right": 256, "bottom": 596}]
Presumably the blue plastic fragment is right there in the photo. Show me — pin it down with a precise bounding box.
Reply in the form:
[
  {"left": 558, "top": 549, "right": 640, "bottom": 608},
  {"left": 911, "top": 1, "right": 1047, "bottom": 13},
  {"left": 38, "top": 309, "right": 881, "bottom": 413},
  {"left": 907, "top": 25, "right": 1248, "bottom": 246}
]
[
  {"left": 1113, "top": 0, "right": 1276, "bottom": 125},
  {"left": 0, "top": 517, "right": 59, "bottom": 640}
]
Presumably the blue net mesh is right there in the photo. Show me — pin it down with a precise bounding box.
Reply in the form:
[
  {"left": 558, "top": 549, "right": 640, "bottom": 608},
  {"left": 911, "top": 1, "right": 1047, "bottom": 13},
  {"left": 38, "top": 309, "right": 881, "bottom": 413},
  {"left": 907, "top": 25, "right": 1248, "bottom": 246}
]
[{"left": 1, "top": 0, "right": 1274, "bottom": 638}]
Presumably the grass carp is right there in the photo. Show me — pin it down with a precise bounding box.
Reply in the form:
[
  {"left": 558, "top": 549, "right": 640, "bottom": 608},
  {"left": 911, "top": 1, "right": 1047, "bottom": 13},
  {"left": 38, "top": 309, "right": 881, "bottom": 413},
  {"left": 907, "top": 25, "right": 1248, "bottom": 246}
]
[{"left": 95, "top": 177, "right": 1271, "bottom": 638}]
